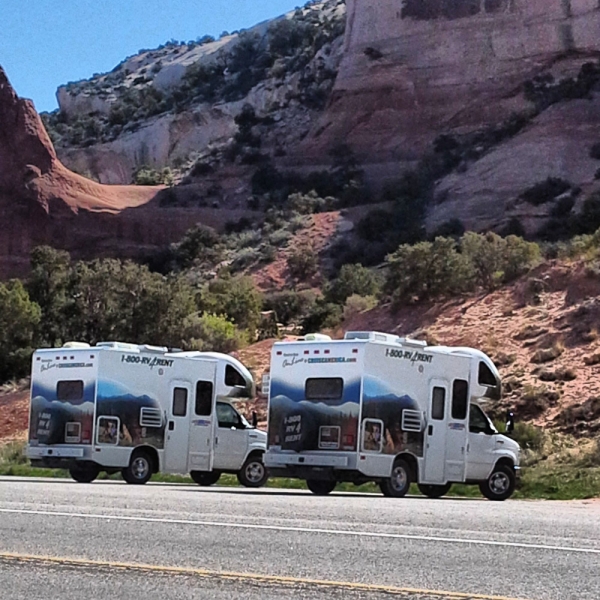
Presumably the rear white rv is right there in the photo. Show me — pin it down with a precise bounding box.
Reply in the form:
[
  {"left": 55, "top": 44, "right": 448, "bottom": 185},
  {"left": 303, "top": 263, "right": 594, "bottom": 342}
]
[
  {"left": 26, "top": 342, "right": 267, "bottom": 486},
  {"left": 264, "top": 332, "right": 519, "bottom": 500}
]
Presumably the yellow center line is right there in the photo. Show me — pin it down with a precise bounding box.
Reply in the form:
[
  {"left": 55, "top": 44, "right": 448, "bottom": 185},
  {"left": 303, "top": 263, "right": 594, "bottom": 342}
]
[{"left": 0, "top": 551, "right": 532, "bottom": 600}]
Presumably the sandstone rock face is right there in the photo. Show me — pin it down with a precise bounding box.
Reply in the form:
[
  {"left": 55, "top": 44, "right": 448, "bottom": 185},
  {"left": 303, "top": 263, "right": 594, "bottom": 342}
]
[
  {"left": 0, "top": 67, "right": 244, "bottom": 278},
  {"left": 324, "top": 0, "right": 600, "bottom": 171},
  {"left": 60, "top": 104, "right": 239, "bottom": 184}
]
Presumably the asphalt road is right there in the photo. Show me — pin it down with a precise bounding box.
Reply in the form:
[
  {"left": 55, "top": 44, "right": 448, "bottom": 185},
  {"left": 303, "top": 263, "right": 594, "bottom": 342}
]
[{"left": 1, "top": 477, "right": 599, "bottom": 600}]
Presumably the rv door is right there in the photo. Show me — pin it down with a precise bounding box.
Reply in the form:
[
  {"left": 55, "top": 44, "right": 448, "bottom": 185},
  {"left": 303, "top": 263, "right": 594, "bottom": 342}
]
[
  {"left": 164, "top": 381, "right": 193, "bottom": 474},
  {"left": 423, "top": 379, "right": 449, "bottom": 484},
  {"left": 187, "top": 362, "right": 218, "bottom": 472}
]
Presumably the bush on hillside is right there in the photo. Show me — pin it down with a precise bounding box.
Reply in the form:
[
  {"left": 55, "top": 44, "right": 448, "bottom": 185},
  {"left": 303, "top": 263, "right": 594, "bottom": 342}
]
[{"left": 325, "top": 263, "right": 381, "bottom": 305}]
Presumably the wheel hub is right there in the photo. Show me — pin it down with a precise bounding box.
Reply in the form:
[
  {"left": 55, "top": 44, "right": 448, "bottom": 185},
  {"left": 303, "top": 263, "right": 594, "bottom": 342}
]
[
  {"left": 392, "top": 466, "right": 407, "bottom": 490},
  {"left": 133, "top": 457, "right": 149, "bottom": 479},
  {"left": 246, "top": 462, "right": 264, "bottom": 483},
  {"left": 490, "top": 471, "right": 509, "bottom": 494}
]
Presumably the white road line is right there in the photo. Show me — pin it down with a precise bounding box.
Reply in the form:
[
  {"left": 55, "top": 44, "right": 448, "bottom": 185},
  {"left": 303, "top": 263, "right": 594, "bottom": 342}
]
[{"left": 1, "top": 507, "right": 599, "bottom": 555}]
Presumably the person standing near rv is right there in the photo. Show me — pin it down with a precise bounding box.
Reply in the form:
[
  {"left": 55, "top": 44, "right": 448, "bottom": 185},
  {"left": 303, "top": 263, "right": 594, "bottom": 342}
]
[{"left": 264, "top": 332, "right": 520, "bottom": 500}]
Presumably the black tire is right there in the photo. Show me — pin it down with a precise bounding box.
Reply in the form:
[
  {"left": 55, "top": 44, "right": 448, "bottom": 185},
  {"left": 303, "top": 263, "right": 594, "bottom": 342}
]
[
  {"left": 479, "top": 464, "right": 516, "bottom": 501},
  {"left": 379, "top": 458, "right": 412, "bottom": 498},
  {"left": 306, "top": 480, "right": 336, "bottom": 496},
  {"left": 418, "top": 483, "right": 452, "bottom": 499},
  {"left": 69, "top": 463, "right": 100, "bottom": 483},
  {"left": 190, "top": 470, "right": 221, "bottom": 486},
  {"left": 121, "top": 450, "right": 154, "bottom": 485},
  {"left": 237, "top": 455, "right": 269, "bottom": 488}
]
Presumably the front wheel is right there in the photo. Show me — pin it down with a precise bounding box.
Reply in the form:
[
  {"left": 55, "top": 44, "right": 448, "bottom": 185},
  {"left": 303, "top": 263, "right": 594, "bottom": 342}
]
[
  {"left": 418, "top": 483, "right": 452, "bottom": 499},
  {"left": 69, "top": 463, "right": 100, "bottom": 483},
  {"left": 380, "top": 458, "right": 412, "bottom": 498},
  {"left": 306, "top": 480, "right": 336, "bottom": 495},
  {"left": 190, "top": 470, "right": 221, "bottom": 486},
  {"left": 237, "top": 455, "right": 268, "bottom": 488},
  {"left": 121, "top": 450, "right": 154, "bottom": 485},
  {"left": 479, "top": 464, "right": 516, "bottom": 501}
]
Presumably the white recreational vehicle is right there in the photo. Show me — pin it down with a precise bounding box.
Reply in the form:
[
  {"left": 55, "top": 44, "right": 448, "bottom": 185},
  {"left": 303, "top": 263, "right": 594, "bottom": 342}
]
[
  {"left": 264, "top": 332, "right": 520, "bottom": 500},
  {"left": 26, "top": 342, "right": 268, "bottom": 487}
]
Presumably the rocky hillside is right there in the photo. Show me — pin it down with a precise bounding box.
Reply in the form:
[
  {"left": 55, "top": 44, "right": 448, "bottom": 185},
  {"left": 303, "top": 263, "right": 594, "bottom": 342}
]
[
  {"left": 40, "top": 0, "right": 600, "bottom": 240},
  {"left": 0, "top": 67, "right": 263, "bottom": 278},
  {"left": 3, "top": 255, "right": 600, "bottom": 442}
]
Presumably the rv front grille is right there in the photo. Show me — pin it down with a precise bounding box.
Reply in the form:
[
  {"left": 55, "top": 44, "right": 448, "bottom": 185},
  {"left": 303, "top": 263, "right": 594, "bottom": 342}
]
[
  {"left": 402, "top": 410, "right": 422, "bottom": 432},
  {"left": 140, "top": 407, "right": 163, "bottom": 428}
]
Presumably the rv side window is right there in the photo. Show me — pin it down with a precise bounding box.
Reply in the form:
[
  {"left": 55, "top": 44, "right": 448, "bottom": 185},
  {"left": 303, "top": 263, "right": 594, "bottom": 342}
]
[
  {"left": 305, "top": 378, "right": 343, "bottom": 401},
  {"left": 431, "top": 387, "right": 445, "bottom": 420},
  {"left": 225, "top": 365, "right": 246, "bottom": 387},
  {"left": 57, "top": 380, "right": 84, "bottom": 402},
  {"left": 451, "top": 379, "right": 469, "bottom": 420},
  {"left": 195, "top": 381, "right": 213, "bottom": 416},
  {"left": 478, "top": 362, "right": 496, "bottom": 387},
  {"left": 172, "top": 387, "right": 188, "bottom": 417}
]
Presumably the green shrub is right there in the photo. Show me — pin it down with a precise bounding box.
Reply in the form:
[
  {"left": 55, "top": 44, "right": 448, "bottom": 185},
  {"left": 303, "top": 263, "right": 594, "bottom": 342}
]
[
  {"left": 385, "top": 237, "right": 470, "bottom": 304},
  {"left": 287, "top": 244, "right": 318, "bottom": 281},
  {"left": 183, "top": 313, "right": 245, "bottom": 353},
  {"left": 264, "top": 290, "right": 317, "bottom": 325},
  {"left": 325, "top": 263, "right": 381, "bottom": 305}
]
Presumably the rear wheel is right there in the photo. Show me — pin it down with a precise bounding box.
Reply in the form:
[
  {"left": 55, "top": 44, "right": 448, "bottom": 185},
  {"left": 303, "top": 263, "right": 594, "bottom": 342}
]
[
  {"left": 418, "top": 483, "right": 452, "bottom": 499},
  {"left": 379, "top": 458, "right": 412, "bottom": 498},
  {"left": 69, "top": 463, "right": 100, "bottom": 483},
  {"left": 479, "top": 464, "right": 516, "bottom": 501},
  {"left": 237, "top": 455, "right": 268, "bottom": 488},
  {"left": 121, "top": 450, "right": 153, "bottom": 485},
  {"left": 306, "top": 480, "right": 336, "bottom": 496},
  {"left": 190, "top": 470, "right": 221, "bottom": 486}
]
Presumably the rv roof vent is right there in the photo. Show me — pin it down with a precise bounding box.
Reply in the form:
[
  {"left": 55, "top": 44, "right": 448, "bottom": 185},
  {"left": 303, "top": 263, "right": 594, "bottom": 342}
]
[
  {"left": 96, "top": 341, "right": 140, "bottom": 352},
  {"left": 139, "top": 344, "right": 168, "bottom": 353},
  {"left": 344, "top": 331, "right": 371, "bottom": 340},
  {"left": 302, "top": 333, "right": 332, "bottom": 342},
  {"left": 396, "top": 337, "right": 427, "bottom": 348},
  {"left": 344, "top": 331, "right": 396, "bottom": 343},
  {"left": 62, "top": 341, "right": 91, "bottom": 349}
]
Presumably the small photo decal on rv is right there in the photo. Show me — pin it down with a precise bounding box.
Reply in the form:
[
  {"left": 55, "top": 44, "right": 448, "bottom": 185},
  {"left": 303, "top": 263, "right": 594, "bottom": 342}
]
[
  {"left": 319, "top": 426, "right": 341, "bottom": 450},
  {"left": 97, "top": 417, "right": 120, "bottom": 445},
  {"left": 361, "top": 419, "right": 384, "bottom": 453},
  {"left": 65, "top": 422, "right": 81, "bottom": 444}
]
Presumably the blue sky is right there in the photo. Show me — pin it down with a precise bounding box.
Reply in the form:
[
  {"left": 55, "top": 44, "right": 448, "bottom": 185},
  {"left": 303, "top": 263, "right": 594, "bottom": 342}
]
[{"left": 0, "top": 0, "right": 304, "bottom": 113}]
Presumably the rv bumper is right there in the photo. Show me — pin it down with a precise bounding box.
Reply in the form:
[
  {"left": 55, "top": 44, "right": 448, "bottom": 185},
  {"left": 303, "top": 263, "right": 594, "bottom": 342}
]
[
  {"left": 514, "top": 465, "right": 522, "bottom": 485},
  {"left": 27, "top": 446, "right": 85, "bottom": 459},
  {"left": 265, "top": 453, "right": 348, "bottom": 468}
]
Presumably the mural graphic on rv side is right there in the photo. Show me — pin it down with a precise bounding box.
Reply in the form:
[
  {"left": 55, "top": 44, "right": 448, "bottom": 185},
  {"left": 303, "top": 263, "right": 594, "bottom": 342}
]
[
  {"left": 268, "top": 378, "right": 361, "bottom": 452},
  {"left": 29, "top": 380, "right": 96, "bottom": 445},
  {"left": 268, "top": 377, "right": 425, "bottom": 456},
  {"left": 361, "top": 376, "right": 424, "bottom": 457},
  {"left": 268, "top": 376, "right": 424, "bottom": 456},
  {"left": 96, "top": 380, "right": 166, "bottom": 449}
]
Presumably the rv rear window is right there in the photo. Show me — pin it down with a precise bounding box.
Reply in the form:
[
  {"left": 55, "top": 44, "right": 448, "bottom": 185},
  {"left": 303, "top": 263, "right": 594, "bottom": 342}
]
[
  {"left": 196, "top": 381, "right": 214, "bottom": 416},
  {"left": 452, "top": 379, "right": 469, "bottom": 420},
  {"left": 57, "top": 380, "right": 83, "bottom": 402},
  {"left": 305, "top": 378, "right": 343, "bottom": 401},
  {"left": 225, "top": 365, "right": 246, "bottom": 387},
  {"left": 478, "top": 362, "right": 497, "bottom": 387}
]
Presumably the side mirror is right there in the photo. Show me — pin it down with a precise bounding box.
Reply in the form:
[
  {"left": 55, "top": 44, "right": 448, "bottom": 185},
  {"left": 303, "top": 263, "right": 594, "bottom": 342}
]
[
  {"left": 505, "top": 411, "right": 515, "bottom": 434},
  {"left": 252, "top": 411, "right": 258, "bottom": 429}
]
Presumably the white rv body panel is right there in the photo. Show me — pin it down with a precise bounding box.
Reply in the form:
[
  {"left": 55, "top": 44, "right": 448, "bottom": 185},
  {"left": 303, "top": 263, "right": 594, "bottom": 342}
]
[
  {"left": 27, "top": 343, "right": 266, "bottom": 482},
  {"left": 265, "top": 332, "right": 519, "bottom": 492}
]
